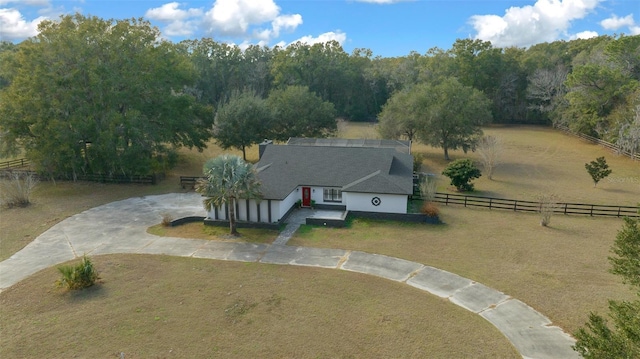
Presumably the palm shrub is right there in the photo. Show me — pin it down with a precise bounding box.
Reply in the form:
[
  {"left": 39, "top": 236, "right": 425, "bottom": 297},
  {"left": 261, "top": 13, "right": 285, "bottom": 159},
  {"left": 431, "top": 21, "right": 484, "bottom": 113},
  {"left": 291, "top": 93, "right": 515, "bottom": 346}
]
[
  {"left": 56, "top": 255, "right": 100, "bottom": 290},
  {"left": 195, "top": 154, "right": 262, "bottom": 236}
]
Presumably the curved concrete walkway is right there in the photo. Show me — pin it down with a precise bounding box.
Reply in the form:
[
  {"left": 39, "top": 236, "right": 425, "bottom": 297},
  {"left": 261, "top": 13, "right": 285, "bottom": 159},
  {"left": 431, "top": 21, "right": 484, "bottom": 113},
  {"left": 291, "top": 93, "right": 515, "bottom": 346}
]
[{"left": 0, "top": 193, "right": 579, "bottom": 359}]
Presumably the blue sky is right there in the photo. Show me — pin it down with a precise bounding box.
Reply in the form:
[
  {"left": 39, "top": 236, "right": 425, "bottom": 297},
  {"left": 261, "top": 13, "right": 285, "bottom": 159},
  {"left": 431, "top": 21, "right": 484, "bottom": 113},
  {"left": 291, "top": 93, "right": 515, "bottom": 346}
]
[{"left": 1, "top": 0, "right": 639, "bottom": 57}]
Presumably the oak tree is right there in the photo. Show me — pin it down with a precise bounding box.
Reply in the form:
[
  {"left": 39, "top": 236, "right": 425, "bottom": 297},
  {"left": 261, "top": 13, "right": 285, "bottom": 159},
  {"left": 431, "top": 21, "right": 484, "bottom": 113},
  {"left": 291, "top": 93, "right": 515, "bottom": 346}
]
[
  {"left": 0, "top": 14, "right": 212, "bottom": 177},
  {"left": 213, "top": 90, "right": 271, "bottom": 161},
  {"left": 267, "top": 85, "right": 336, "bottom": 141}
]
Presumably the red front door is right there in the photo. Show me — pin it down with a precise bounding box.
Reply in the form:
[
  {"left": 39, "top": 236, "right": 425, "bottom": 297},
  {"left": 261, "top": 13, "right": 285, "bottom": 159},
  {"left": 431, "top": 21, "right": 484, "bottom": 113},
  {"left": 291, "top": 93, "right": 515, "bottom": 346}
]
[{"left": 302, "top": 187, "right": 311, "bottom": 207}]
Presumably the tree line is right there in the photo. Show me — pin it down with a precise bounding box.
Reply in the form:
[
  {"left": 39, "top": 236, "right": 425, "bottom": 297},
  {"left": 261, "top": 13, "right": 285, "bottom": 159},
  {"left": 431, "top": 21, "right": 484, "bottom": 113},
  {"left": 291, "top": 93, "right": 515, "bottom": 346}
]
[{"left": 0, "top": 14, "right": 638, "bottom": 177}]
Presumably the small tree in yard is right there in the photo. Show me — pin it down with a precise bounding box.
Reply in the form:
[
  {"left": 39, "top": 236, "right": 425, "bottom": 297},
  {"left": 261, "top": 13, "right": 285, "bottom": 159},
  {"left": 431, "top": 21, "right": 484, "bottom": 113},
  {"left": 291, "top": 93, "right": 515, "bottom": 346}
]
[
  {"left": 442, "top": 159, "right": 481, "bottom": 192},
  {"left": 573, "top": 215, "right": 640, "bottom": 358},
  {"left": 585, "top": 157, "right": 612, "bottom": 187},
  {"left": 195, "top": 155, "right": 262, "bottom": 236},
  {"left": 477, "top": 135, "right": 503, "bottom": 180}
]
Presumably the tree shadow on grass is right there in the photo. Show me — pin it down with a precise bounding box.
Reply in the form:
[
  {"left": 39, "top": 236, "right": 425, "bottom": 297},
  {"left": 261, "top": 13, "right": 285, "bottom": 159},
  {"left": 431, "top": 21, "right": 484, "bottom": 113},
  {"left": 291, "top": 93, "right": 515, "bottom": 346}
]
[{"left": 60, "top": 282, "right": 107, "bottom": 302}]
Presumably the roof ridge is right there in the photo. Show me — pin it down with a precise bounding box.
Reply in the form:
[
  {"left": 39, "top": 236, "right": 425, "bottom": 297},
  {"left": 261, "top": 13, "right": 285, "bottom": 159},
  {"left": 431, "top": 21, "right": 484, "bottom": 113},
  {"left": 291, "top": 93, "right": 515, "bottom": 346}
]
[
  {"left": 255, "top": 163, "right": 271, "bottom": 173},
  {"left": 341, "top": 170, "right": 382, "bottom": 191}
]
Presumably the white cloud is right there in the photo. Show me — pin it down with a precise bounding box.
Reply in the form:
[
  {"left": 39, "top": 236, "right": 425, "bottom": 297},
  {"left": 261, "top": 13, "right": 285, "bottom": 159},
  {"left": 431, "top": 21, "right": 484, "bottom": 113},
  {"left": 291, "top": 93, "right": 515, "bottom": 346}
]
[
  {"left": 145, "top": 2, "right": 203, "bottom": 37},
  {"left": 272, "top": 13, "right": 302, "bottom": 37},
  {"left": 145, "top": 2, "right": 202, "bottom": 22},
  {"left": 600, "top": 14, "right": 635, "bottom": 30},
  {"left": 573, "top": 30, "right": 598, "bottom": 39},
  {"left": 205, "top": 0, "right": 280, "bottom": 36},
  {"left": 600, "top": 13, "right": 640, "bottom": 36},
  {"left": 0, "top": 8, "right": 46, "bottom": 41},
  {"left": 0, "top": 0, "right": 49, "bottom": 5},
  {"left": 470, "top": 0, "right": 602, "bottom": 47},
  {"left": 289, "top": 31, "right": 347, "bottom": 46},
  {"left": 203, "top": 0, "right": 302, "bottom": 44}
]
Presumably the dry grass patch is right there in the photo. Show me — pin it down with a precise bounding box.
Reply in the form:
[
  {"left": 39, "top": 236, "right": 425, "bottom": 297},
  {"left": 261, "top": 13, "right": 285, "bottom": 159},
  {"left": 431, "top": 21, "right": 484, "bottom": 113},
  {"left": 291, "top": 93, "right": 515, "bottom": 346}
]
[
  {"left": 0, "top": 254, "right": 519, "bottom": 358},
  {"left": 416, "top": 126, "right": 640, "bottom": 205},
  {"left": 174, "top": 139, "right": 261, "bottom": 176},
  {"left": 148, "top": 222, "right": 278, "bottom": 244},
  {"left": 340, "top": 123, "right": 639, "bottom": 205},
  {"left": 290, "top": 206, "right": 636, "bottom": 334}
]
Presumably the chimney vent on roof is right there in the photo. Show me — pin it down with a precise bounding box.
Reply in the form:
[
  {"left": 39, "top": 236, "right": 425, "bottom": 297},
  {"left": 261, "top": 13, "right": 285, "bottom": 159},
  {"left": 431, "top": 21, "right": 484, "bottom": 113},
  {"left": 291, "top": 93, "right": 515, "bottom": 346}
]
[{"left": 258, "top": 139, "right": 273, "bottom": 159}]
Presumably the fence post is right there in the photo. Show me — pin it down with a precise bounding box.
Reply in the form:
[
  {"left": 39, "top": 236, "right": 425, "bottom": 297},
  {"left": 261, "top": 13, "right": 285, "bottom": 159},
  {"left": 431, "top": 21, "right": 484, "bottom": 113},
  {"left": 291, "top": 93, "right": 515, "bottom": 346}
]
[
  {"left": 513, "top": 201, "right": 517, "bottom": 211},
  {"left": 590, "top": 205, "right": 594, "bottom": 216},
  {"left": 445, "top": 194, "right": 449, "bottom": 205},
  {"left": 464, "top": 196, "right": 467, "bottom": 207},
  {"left": 489, "top": 198, "right": 492, "bottom": 210},
  {"left": 564, "top": 203, "right": 567, "bottom": 215},
  {"left": 617, "top": 207, "right": 621, "bottom": 218}
]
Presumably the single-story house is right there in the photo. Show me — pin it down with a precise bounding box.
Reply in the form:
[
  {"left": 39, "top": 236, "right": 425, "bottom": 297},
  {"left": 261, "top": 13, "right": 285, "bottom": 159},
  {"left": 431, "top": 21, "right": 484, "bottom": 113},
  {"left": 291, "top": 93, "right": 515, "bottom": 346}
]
[{"left": 206, "top": 139, "right": 414, "bottom": 224}]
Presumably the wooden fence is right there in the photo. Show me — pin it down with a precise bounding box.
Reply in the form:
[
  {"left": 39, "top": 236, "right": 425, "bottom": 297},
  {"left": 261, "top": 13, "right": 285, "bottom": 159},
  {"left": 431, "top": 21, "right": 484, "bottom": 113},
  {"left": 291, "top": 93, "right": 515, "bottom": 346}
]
[
  {"left": 422, "top": 192, "right": 639, "bottom": 218},
  {"left": 556, "top": 125, "right": 640, "bottom": 161},
  {"left": 0, "top": 169, "right": 161, "bottom": 185},
  {"left": 180, "top": 176, "right": 206, "bottom": 189},
  {"left": 0, "top": 158, "right": 30, "bottom": 169}
]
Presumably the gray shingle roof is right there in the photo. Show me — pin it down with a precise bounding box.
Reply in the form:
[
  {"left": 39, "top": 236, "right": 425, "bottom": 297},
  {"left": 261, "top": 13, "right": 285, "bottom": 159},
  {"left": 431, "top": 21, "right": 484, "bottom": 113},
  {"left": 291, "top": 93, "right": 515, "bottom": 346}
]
[{"left": 255, "top": 145, "right": 413, "bottom": 200}]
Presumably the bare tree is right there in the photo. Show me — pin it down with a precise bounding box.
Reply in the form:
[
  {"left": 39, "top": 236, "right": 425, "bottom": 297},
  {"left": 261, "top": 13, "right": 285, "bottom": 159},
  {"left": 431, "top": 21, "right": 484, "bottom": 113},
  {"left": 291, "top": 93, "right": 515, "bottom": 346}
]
[
  {"left": 537, "top": 193, "right": 560, "bottom": 227},
  {"left": 476, "top": 135, "right": 503, "bottom": 180},
  {"left": 526, "top": 66, "right": 569, "bottom": 118},
  {"left": 616, "top": 102, "right": 640, "bottom": 160}
]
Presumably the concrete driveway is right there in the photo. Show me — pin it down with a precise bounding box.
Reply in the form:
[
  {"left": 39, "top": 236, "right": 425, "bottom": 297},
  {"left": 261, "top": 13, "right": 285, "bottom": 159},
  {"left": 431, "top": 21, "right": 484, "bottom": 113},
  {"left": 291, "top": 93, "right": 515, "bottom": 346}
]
[{"left": 0, "top": 193, "right": 580, "bottom": 359}]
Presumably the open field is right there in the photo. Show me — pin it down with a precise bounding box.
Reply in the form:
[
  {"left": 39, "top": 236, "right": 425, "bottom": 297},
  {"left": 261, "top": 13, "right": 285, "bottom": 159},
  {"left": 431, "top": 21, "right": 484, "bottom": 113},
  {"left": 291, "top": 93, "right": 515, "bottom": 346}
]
[
  {"left": 0, "top": 254, "right": 519, "bottom": 358},
  {"left": 1, "top": 122, "right": 638, "bottom": 357},
  {"left": 340, "top": 123, "right": 640, "bottom": 205}
]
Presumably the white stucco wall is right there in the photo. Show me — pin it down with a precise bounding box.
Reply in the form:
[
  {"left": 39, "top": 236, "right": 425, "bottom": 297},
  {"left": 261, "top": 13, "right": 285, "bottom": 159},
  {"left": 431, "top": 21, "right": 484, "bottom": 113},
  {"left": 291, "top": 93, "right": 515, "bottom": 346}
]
[
  {"left": 237, "top": 199, "right": 248, "bottom": 221},
  {"left": 207, "top": 189, "right": 406, "bottom": 222},
  {"left": 208, "top": 199, "right": 275, "bottom": 223},
  {"left": 277, "top": 189, "right": 299, "bottom": 220},
  {"left": 212, "top": 203, "right": 227, "bottom": 220},
  {"left": 344, "top": 192, "right": 407, "bottom": 214}
]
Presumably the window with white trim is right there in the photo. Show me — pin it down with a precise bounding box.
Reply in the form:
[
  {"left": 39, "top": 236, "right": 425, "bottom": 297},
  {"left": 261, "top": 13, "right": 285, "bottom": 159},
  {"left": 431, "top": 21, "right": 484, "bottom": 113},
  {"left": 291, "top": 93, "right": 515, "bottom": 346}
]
[{"left": 323, "top": 188, "right": 342, "bottom": 202}]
